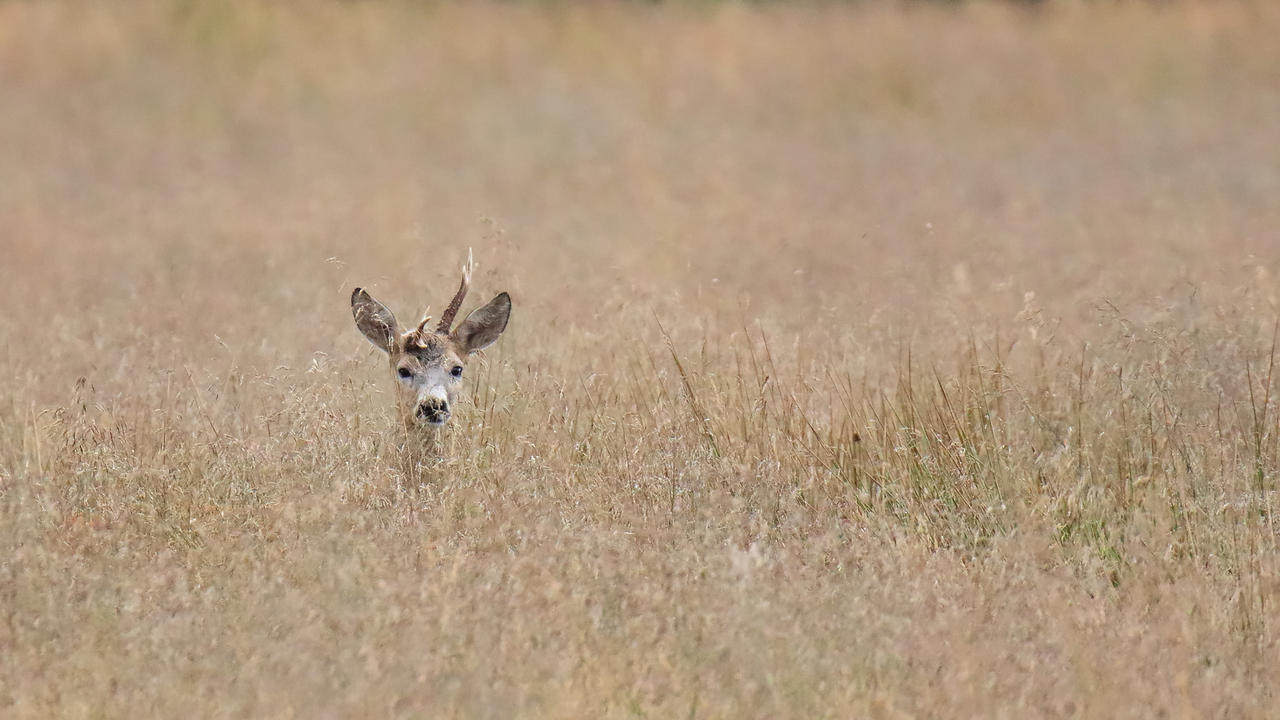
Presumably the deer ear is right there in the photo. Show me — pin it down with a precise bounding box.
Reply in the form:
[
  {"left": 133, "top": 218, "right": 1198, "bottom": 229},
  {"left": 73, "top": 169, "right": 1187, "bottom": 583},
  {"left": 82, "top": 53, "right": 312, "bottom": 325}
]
[
  {"left": 453, "top": 292, "right": 511, "bottom": 354},
  {"left": 351, "top": 288, "right": 400, "bottom": 353}
]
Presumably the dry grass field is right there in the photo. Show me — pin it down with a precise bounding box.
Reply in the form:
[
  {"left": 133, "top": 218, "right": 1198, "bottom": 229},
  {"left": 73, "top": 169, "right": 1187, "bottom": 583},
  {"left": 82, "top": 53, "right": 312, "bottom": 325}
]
[{"left": 3, "top": 1, "right": 1280, "bottom": 717}]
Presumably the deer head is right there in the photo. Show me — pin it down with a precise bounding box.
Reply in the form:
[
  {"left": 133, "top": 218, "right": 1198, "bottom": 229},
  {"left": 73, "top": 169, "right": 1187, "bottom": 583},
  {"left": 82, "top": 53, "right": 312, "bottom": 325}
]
[{"left": 351, "top": 253, "right": 511, "bottom": 428}]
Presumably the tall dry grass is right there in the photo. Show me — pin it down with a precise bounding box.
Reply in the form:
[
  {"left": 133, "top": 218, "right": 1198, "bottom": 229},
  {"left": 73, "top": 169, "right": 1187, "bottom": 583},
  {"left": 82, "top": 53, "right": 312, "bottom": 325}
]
[{"left": 2, "top": 1, "right": 1279, "bottom": 717}]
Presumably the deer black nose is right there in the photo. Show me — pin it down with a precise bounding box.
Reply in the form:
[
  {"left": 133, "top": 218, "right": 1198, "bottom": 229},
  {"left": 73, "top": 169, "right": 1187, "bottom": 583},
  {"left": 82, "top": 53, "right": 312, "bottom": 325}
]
[{"left": 415, "top": 398, "right": 450, "bottom": 424}]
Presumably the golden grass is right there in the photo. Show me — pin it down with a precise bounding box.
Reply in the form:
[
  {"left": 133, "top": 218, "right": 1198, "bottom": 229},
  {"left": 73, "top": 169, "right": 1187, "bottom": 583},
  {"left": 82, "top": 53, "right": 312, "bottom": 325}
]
[{"left": 3, "top": 1, "right": 1280, "bottom": 717}]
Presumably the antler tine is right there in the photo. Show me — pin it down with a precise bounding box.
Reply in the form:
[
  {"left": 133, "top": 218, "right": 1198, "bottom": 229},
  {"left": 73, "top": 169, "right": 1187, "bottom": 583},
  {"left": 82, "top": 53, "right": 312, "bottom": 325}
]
[{"left": 436, "top": 248, "right": 474, "bottom": 334}]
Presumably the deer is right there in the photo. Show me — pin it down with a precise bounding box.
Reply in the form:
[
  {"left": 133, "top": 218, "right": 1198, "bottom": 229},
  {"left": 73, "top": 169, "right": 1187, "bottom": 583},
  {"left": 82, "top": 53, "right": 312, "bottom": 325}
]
[{"left": 351, "top": 252, "right": 511, "bottom": 429}]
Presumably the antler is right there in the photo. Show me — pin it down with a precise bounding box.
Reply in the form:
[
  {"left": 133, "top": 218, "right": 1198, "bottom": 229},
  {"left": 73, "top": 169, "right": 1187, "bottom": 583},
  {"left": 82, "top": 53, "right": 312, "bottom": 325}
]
[{"left": 436, "top": 248, "right": 474, "bottom": 334}]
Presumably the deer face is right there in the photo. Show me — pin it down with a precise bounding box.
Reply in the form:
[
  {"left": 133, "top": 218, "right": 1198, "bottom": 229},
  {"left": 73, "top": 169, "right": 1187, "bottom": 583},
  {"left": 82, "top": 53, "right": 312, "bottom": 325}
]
[
  {"left": 392, "top": 330, "right": 467, "bottom": 426},
  {"left": 351, "top": 269, "right": 510, "bottom": 428}
]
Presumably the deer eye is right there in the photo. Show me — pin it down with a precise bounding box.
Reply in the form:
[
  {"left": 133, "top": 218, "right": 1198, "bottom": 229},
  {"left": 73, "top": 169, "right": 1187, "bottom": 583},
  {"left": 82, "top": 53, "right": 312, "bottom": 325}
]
[
  {"left": 397, "top": 367, "right": 413, "bottom": 379},
  {"left": 450, "top": 365, "right": 463, "bottom": 378}
]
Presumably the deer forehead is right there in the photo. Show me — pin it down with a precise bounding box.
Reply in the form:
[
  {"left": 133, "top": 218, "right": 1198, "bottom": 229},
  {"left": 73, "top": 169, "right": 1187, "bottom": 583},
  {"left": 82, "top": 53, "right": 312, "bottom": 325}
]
[{"left": 395, "top": 332, "right": 462, "bottom": 368}]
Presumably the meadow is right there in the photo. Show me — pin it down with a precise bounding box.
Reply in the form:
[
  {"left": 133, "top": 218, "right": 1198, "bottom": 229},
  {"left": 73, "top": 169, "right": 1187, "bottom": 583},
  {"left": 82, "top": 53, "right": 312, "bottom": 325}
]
[{"left": 2, "top": 1, "right": 1279, "bottom": 717}]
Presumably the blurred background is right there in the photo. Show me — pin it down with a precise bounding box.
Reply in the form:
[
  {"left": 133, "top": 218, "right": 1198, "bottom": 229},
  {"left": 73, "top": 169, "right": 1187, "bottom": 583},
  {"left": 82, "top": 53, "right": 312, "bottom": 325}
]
[{"left": 5, "top": 1, "right": 1277, "bottom": 388}]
